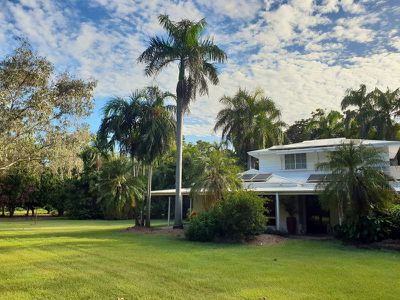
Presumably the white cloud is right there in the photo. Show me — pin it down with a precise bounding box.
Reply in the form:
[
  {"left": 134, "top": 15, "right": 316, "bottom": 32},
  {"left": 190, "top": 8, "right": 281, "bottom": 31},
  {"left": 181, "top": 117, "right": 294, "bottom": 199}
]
[
  {"left": 1, "top": 0, "right": 399, "bottom": 138},
  {"left": 195, "top": 0, "right": 263, "bottom": 19}
]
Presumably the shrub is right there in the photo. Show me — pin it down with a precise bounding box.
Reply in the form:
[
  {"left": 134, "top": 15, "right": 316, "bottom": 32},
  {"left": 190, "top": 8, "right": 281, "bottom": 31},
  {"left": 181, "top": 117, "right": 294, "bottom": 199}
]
[
  {"left": 334, "top": 215, "right": 392, "bottom": 243},
  {"left": 185, "top": 210, "right": 219, "bottom": 242},
  {"left": 185, "top": 191, "right": 267, "bottom": 242},
  {"left": 217, "top": 191, "right": 267, "bottom": 241},
  {"left": 387, "top": 205, "right": 400, "bottom": 239}
]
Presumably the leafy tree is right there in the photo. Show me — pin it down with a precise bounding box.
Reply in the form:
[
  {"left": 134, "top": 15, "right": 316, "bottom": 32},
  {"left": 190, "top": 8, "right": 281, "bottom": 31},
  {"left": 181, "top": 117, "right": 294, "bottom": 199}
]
[
  {"left": 370, "top": 87, "right": 400, "bottom": 140},
  {"left": 1, "top": 166, "right": 38, "bottom": 216},
  {"left": 135, "top": 87, "right": 176, "bottom": 227},
  {"left": 38, "top": 170, "right": 65, "bottom": 216},
  {"left": 0, "top": 40, "right": 96, "bottom": 172},
  {"left": 341, "top": 84, "right": 374, "bottom": 139},
  {"left": 138, "top": 15, "right": 227, "bottom": 227},
  {"left": 214, "top": 88, "right": 285, "bottom": 168},
  {"left": 316, "top": 142, "right": 397, "bottom": 225},
  {"left": 98, "top": 87, "right": 175, "bottom": 226},
  {"left": 190, "top": 148, "right": 242, "bottom": 209},
  {"left": 98, "top": 158, "right": 145, "bottom": 221},
  {"left": 285, "top": 119, "right": 310, "bottom": 144},
  {"left": 286, "top": 109, "right": 345, "bottom": 143}
]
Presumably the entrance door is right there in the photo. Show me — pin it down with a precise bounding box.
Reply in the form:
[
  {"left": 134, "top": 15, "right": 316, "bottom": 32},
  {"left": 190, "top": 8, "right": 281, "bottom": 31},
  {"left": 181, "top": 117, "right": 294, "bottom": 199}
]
[{"left": 305, "top": 196, "right": 330, "bottom": 234}]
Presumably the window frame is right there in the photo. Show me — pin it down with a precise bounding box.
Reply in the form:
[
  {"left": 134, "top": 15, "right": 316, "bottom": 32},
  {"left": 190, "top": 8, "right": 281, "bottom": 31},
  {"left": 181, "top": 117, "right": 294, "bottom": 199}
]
[{"left": 284, "top": 153, "right": 307, "bottom": 170}]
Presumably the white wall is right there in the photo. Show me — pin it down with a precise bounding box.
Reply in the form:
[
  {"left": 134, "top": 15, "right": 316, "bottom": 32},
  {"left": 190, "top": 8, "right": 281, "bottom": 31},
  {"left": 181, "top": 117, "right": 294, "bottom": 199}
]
[{"left": 258, "top": 151, "right": 330, "bottom": 173}]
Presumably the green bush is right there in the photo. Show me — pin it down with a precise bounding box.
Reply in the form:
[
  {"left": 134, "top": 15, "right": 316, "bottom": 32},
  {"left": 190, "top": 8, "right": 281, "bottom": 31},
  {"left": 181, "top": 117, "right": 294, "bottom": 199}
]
[
  {"left": 185, "top": 210, "right": 219, "bottom": 242},
  {"left": 185, "top": 191, "right": 267, "bottom": 242},
  {"left": 387, "top": 205, "right": 400, "bottom": 239},
  {"left": 334, "top": 215, "right": 392, "bottom": 243},
  {"left": 217, "top": 191, "right": 267, "bottom": 241}
]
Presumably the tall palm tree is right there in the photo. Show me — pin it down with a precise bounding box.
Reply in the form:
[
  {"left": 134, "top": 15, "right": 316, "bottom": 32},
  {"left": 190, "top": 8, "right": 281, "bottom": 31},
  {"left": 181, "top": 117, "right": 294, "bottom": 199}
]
[
  {"left": 341, "top": 84, "right": 374, "bottom": 138},
  {"left": 371, "top": 87, "right": 400, "bottom": 140},
  {"left": 138, "top": 15, "right": 226, "bottom": 227},
  {"left": 98, "top": 87, "right": 176, "bottom": 226},
  {"left": 136, "top": 87, "right": 176, "bottom": 227},
  {"left": 214, "top": 88, "right": 285, "bottom": 169},
  {"left": 316, "top": 142, "right": 396, "bottom": 225},
  {"left": 190, "top": 148, "right": 241, "bottom": 210},
  {"left": 98, "top": 157, "right": 145, "bottom": 220}
]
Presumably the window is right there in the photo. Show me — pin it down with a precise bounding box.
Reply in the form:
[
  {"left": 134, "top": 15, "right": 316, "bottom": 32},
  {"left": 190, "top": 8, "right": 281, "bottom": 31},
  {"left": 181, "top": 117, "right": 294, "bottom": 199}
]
[{"left": 285, "top": 153, "right": 307, "bottom": 169}]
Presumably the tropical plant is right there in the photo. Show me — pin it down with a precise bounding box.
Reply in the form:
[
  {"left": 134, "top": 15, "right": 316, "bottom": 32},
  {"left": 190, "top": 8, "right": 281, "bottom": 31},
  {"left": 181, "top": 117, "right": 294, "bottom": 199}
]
[
  {"left": 98, "top": 87, "right": 175, "bottom": 226},
  {"left": 190, "top": 147, "right": 242, "bottom": 210},
  {"left": 217, "top": 191, "right": 267, "bottom": 241},
  {"left": 98, "top": 158, "right": 145, "bottom": 220},
  {"left": 135, "top": 87, "right": 176, "bottom": 227},
  {"left": 185, "top": 191, "right": 267, "bottom": 242},
  {"left": 341, "top": 84, "right": 374, "bottom": 139},
  {"left": 97, "top": 93, "right": 142, "bottom": 158},
  {"left": 286, "top": 109, "right": 345, "bottom": 143},
  {"left": 214, "top": 88, "right": 285, "bottom": 168},
  {"left": 138, "top": 15, "right": 227, "bottom": 227},
  {"left": 316, "top": 141, "right": 397, "bottom": 225},
  {"left": 370, "top": 87, "right": 400, "bottom": 140}
]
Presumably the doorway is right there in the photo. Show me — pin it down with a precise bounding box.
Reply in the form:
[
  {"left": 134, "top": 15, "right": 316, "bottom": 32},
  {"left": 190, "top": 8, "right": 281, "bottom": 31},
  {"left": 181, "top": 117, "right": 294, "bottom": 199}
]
[{"left": 305, "top": 195, "right": 330, "bottom": 234}]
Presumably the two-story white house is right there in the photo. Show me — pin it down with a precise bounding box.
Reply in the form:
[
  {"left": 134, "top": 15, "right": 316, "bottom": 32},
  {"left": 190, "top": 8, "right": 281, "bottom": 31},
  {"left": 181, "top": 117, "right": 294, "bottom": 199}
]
[
  {"left": 151, "top": 138, "right": 400, "bottom": 234},
  {"left": 241, "top": 138, "right": 400, "bottom": 234}
]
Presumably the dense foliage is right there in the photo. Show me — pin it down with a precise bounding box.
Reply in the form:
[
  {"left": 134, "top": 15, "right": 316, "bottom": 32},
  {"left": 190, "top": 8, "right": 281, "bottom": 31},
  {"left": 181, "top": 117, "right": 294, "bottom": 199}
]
[
  {"left": 185, "top": 191, "right": 267, "bottom": 242},
  {"left": 0, "top": 40, "right": 96, "bottom": 173},
  {"left": 286, "top": 85, "right": 400, "bottom": 143},
  {"left": 190, "top": 145, "right": 242, "bottom": 209},
  {"left": 98, "top": 86, "right": 175, "bottom": 226},
  {"left": 317, "top": 143, "right": 399, "bottom": 243},
  {"left": 215, "top": 88, "right": 285, "bottom": 168},
  {"left": 334, "top": 216, "right": 392, "bottom": 243}
]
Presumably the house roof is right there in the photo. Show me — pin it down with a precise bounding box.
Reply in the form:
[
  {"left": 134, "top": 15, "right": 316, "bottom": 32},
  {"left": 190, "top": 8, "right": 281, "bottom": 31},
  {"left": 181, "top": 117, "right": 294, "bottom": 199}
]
[
  {"left": 248, "top": 138, "right": 400, "bottom": 158},
  {"left": 151, "top": 178, "right": 400, "bottom": 196}
]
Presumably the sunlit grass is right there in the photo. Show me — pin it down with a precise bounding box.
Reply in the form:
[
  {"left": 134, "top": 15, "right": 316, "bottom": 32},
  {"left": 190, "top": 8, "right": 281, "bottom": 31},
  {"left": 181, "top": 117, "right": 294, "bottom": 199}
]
[{"left": 0, "top": 219, "right": 399, "bottom": 299}]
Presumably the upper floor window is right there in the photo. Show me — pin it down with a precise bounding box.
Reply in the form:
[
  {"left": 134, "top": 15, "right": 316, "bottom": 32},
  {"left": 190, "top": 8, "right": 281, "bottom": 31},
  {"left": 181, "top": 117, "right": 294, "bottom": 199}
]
[{"left": 285, "top": 153, "right": 307, "bottom": 169}]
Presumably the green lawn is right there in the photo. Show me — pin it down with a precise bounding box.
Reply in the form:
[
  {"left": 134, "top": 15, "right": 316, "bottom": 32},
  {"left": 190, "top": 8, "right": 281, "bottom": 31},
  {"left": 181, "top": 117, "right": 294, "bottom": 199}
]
[{"left": 0, "top": 219, "right": 399, "bottom": 300}]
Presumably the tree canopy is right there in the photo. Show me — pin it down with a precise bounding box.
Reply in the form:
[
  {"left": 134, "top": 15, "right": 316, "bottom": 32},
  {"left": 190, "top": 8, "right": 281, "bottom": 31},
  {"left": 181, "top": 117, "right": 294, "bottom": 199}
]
[
  {"left": 215, "top": 88, "right": 285, "bottom": 168},
  {"left": 0, "top": 40, "right": 96, "bottom": 172}
]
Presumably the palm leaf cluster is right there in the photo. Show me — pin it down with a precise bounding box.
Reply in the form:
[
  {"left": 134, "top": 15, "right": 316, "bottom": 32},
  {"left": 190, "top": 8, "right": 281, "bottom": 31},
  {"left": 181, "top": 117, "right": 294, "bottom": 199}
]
[
  {"left": 214, "top": 88, "right": 285, "bottom": 168},
  {"left": 98, "top": 157, "right": 145, "bottom": 219},
  {"left": 138, "top": 15, "right": 226, "bottom": 111},
  {"left": 98, "top": 86, "right": 176, "bottom": 225},
  {"left": 190, "top": 147, "right": 241, "bottom": 210},
  {"left": 317, "top": 141, "right": 397, "bottom": 223},
  {"left": 98, "top": 86, "right": 176, "bottom": 162},
  {"left": 342, "top": 84, "right": 400, "bottom": 140}
]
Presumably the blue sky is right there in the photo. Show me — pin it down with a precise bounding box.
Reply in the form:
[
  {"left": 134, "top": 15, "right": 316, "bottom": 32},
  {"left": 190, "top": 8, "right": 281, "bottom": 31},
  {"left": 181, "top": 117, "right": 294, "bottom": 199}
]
[{"left": 1, "top": 0, "right": 400, "bottom": 143}]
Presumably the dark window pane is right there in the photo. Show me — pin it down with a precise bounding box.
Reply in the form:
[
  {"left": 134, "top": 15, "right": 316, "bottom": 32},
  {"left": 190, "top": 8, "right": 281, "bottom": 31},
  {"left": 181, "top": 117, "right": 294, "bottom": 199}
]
[
  {"left": 285, "top": 154, "right": 295, "bottom": 169},
  {"left": 295, "top": 153, "right": 307, "bottom": 169}
]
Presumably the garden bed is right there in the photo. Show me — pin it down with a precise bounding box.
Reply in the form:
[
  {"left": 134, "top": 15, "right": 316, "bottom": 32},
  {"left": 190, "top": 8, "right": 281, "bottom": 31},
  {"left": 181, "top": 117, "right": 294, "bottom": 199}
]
[{"left": 127, "top": 226, "right": 287, "bottom": 246}]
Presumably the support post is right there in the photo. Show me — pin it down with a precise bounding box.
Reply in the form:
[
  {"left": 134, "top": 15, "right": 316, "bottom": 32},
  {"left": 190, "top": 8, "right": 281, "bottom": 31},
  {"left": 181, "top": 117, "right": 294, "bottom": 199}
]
[
  {"left": 189, "top": 198, "right": 192, "bottom": 214},
  {"left": 167, "top": 197, "right": 171, "bottom": 227},
  {"left": 275, "top": 192, "right": 280, "bottom": 231}
]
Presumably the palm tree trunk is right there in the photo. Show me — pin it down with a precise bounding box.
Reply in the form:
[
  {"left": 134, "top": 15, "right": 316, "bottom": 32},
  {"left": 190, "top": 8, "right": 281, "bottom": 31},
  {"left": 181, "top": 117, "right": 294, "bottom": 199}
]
[
  {"left": 145, "top": 164, "right": 153, "bottom": 227},
  {"left": 338, "top": 200, "right": 343, "bottom": 226},
  {"left": 174, "top": 100, "right": 184, "bottom": 228}
]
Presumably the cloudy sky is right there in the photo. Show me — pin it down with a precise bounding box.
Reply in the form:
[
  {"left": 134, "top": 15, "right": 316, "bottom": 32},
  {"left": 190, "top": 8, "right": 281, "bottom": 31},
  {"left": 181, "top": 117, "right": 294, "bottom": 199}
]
[{"left": 1, "top": 0, "right": 400, "bottom": 143}]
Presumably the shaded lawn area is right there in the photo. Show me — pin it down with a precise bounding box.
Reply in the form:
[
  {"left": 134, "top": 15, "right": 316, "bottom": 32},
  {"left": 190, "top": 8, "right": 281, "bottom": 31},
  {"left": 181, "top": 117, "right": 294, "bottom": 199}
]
[{"left": 0, "top": 219, "right": 399, "bottom": 300}]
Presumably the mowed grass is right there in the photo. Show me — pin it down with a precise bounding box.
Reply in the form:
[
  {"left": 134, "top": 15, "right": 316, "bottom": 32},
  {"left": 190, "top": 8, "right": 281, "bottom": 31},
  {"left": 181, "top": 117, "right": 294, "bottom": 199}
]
[{"left": 0, "top": 219, "right": 399, "bottom": 300}]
